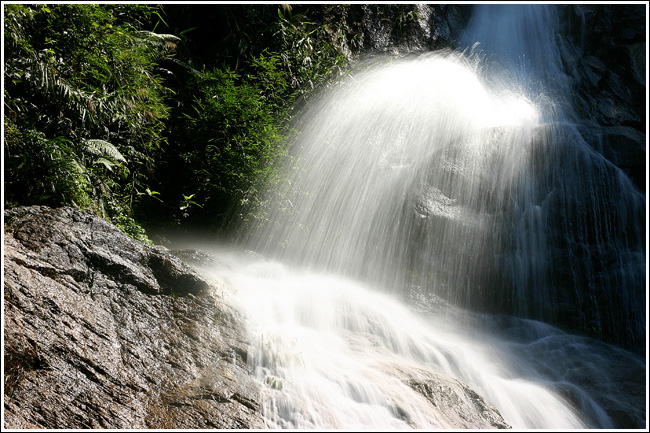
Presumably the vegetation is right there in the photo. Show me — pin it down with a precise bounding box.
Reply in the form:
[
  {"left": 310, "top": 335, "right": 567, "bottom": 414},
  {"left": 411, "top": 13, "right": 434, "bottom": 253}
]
[
  {"left": 3, "top": 3, "right": 350, "bottom": 241},
  {"left": 143, "top": 4, "right": 349, "bottom": 233},
  {"left": 4, "top": 4, "right": 174, "bottom": 242}
]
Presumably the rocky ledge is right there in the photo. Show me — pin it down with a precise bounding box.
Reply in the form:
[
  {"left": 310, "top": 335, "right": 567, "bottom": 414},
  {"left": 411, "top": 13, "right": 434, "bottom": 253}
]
[
  {"left": 4, "top": 206, "right": 511, "bottom": 429},
  {"left": 3, "top": 206, "right": 264, "bottom": 429}
]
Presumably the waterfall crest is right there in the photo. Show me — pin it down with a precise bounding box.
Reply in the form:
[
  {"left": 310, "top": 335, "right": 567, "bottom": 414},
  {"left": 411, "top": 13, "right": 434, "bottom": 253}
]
[{"left": 247, "top": 51, "right": 540, "bottom": 299}]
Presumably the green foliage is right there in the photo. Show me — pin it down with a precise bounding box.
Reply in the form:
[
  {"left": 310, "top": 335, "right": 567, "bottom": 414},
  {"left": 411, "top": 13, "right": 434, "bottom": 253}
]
[
  {"left": 4, "top": 3, "right": 174, "bottom": 241},
  {"left": 5, "top": 3, "right": 352, "bottom": 237},
  {"left": 105, "top": 199, "right": 153, "bottom": 245},
  {"left": 248, "top": 51, "right": 291, "bottom": 110},
  {"left": 4, "top": 126, "right": 93, "bottom": 209},
  {"left": 179, "top": 194, "right": 201, "bottom": 213},
  {"left": 140, "top": 4, "right": 350, "bottom": 232},
  {"left": 271, "top": 6, "right": 348, "bottom": 98}
]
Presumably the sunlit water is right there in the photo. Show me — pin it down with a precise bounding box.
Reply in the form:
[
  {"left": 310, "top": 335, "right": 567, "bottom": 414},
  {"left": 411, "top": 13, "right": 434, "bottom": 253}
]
[{"left": 188, "top": 4, "right": 645, "bottom": 430}]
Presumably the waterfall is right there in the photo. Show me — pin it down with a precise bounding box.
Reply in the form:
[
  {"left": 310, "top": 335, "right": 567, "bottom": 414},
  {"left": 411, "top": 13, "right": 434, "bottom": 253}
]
[
  {"left": 248, "top": 51, "right": 540, "bottom": 296},
  {"left": 244, "top": 6, "right": 645, "bottom": 349},
  {"left": 194, "top": 4, "right": 645, "bottom": 429},
  {"left": 199, "top": 249, "right": 644, "bottom": 429},
  {"left": 460, "top": 4, "right": 569, "bottom": 105}
]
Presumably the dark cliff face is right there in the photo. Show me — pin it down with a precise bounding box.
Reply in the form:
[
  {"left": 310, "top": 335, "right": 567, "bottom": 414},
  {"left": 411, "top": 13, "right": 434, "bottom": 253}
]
[
  {"left": 531, "top": 4, "right": 646, "bottom": 351},
  {"left": 3, "top": 206, "right": 264, "bottom": 429},
  {"left": 558, "top": 4, "right": 646, "bottom": 192}
]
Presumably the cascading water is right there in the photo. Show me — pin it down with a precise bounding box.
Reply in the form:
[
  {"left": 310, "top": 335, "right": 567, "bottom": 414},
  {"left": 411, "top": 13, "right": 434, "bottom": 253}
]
[
  {"left": 460, "top": 4, "right": 646, "bottom": 350},
  {"left": 193, "top": 4, "right": 646, "bottom": 430},
  {"left": 244, "top": 4, "right": 645, "bottom": 348},
  {"left": 249, "top": 50, "right": 541, "bottom": 298}
]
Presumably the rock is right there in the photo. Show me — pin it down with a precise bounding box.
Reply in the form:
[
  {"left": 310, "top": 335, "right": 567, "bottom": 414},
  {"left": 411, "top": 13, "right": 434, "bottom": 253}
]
[
  {"left": 316, "top": 4, "right": 470, "bottom": 57},
  {"left": 625, "top": 42, "right": 646, "bottom": 87},
  {"left": 559, "top": 4, "right": 646, "bottom": 155},
  {"left": 388, "top": 364, "right": 511, "bottom": 429},
  {"left": 602, "top": 125, "right": 646, "bottom": 190},
  {"left": 3, "top": 206, "right": 265, "bottom": 429}
]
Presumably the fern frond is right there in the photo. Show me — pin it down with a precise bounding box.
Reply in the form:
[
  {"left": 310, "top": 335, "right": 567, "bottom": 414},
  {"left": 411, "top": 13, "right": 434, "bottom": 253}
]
[
  {"left": 84, "top": 139, "right": 127, "bottom": 163},
  {"left": 93, "top": 156, "right": 117, "bottom": 171},
  {"left": 68, "top": 158, "right": 87, "bottom": 175},
  {"left": 168, "top": 58, "right": 201, "bottom": 76},
  {"left": 136, "top": 30, "right": 181, "bottom": 44},
  {"left": 23, "top": 54, "right": 129, "bottom": 128},
  {"left": 25, "top": 56, "right": 96, "bottom": 123},
  {"left": 135, "top": 31, "right": 181, "bottom": 54}
]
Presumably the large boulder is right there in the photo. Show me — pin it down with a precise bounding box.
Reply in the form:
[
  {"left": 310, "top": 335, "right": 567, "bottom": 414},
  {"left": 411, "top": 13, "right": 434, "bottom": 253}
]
[
  {"left": 3, "top": 206, "right": 265, "bottom": 429},
  {"left": 394, "top": 366, "right": 510, "bottom": 429}
]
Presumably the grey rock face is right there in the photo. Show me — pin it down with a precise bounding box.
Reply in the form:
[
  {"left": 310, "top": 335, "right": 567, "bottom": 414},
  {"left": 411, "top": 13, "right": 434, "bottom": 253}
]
[
  {"left": 3, "top": 206, "right": 265, "bottom": 429},
  {"left": 317, "top": 4, "right": 471, "bottom": 57}
]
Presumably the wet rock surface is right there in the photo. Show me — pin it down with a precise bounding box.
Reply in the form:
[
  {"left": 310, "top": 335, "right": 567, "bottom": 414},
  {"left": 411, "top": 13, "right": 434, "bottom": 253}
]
[
  {"left": 394, "top": 366, "right": 511, "bottom": 429},
  {"left": 3, "top": 206, "right": 265, "bottom": 429},
  {"left": 316, "top": 4, "right": 471, "bottom": 57}
]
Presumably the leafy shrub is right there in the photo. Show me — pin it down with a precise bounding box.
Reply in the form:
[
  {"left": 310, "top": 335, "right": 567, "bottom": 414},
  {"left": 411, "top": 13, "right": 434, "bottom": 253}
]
[{"left": 271, "top": 5, "right": 348, "bottom": 99}]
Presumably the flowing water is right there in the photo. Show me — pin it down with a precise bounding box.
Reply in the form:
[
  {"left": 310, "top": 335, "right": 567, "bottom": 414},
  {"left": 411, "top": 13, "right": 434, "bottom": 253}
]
[
  {"left": 194, "top": 4, "right": 646, "bottom": 430},
  {"left": 198, "top": 249, "right": 644, "bottom": 429}
]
